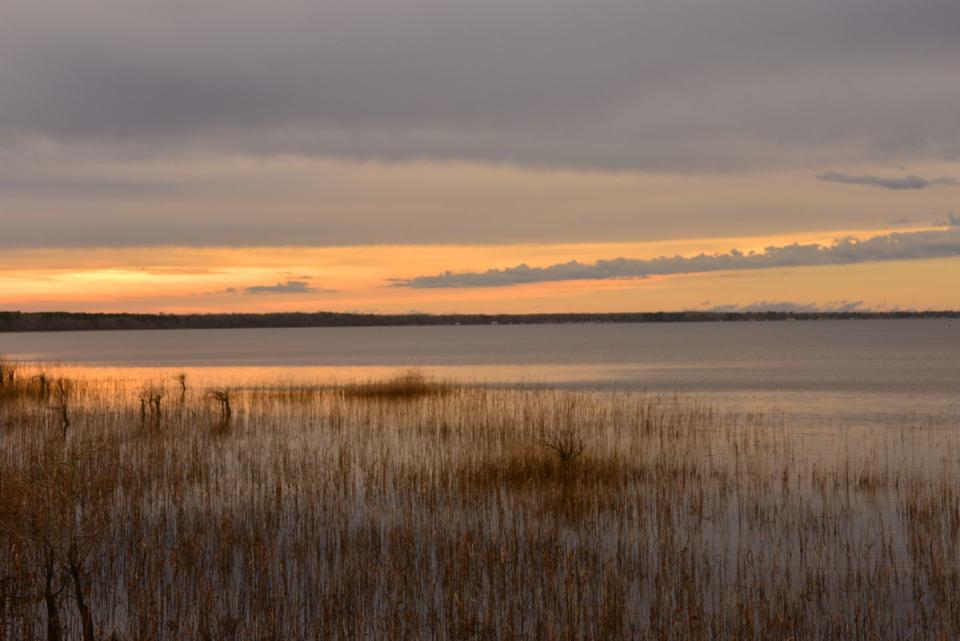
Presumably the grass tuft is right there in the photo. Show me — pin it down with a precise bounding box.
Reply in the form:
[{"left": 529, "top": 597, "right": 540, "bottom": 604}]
[{"left": 340, "top": 369, "right": 451, "bottom": 400}]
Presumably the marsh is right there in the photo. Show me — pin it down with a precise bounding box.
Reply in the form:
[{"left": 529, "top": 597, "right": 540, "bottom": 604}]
[{"left": 1, "top": 319, "right": 959, "bottom": 639}]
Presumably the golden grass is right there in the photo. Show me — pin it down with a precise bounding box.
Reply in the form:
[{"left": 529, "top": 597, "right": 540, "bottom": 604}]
[{"left": 0, "top": 363, "right": 958, "bottom": 639}]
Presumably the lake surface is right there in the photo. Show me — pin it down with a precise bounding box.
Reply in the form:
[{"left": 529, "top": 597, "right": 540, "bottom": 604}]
[{"left": 1, "top": 318, "right": 958, "bottom": 428}]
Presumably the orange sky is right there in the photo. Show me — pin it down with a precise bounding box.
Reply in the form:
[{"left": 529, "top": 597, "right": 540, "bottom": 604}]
[
  {"left": 3, "top": 224, "right": 958, "bottom": 313},
  {"left": 3, "top": 157, "right": 959, "bottom": 314}
]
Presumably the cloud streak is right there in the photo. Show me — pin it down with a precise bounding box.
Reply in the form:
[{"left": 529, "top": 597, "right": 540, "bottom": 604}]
[
  {"left": 395, "top": 227, "right": 960, "bottom": 288},
  {"left": 704, "top": 300, "right": 866, "bottom": 313},
  {"left": 244, "top": 280, "right": 322, "bottom": 295},
  {"left": 817, "top": 171, "right": 960, "bottom": 191}
]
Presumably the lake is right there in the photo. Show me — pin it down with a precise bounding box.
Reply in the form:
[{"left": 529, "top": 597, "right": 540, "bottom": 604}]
[{"left": 1, "top": 318, "right": 957, "bottom": 429}]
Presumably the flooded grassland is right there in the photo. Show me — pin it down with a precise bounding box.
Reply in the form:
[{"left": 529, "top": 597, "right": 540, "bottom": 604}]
[{"left": 1, "top": 363, "right": 959, "bottom": 640}]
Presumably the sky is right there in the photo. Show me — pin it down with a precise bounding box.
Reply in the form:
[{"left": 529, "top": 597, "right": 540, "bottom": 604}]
[{"left": 1, "top": 0, "right": 959, "bottom": 313}]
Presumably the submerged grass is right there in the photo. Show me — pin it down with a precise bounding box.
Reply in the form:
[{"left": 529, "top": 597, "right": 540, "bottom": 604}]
[{"left": 0, "top": 362, "right": 959, "bottom": 639}]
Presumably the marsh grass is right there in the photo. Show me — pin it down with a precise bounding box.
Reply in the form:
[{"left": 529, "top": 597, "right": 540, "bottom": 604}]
[
  {"left": 340, "top": 369, "right": 451, "bottom": 401},
  {"left": 0, "top": 362, "right": 959, "bottom": 639}
]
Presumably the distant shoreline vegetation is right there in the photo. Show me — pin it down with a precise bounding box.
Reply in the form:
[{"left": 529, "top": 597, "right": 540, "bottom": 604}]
[{"left": 0, "top": 310, "right": 958, "bottom": 333}]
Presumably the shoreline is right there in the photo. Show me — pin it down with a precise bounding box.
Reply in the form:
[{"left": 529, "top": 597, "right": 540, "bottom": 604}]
[{"left": 1, "top": 310, "right": 958, "bottom": 333}]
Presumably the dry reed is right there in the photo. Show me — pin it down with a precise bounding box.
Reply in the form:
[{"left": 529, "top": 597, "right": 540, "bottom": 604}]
[{"left": 0, "top": 362, "right": 958, "bottom": 640}]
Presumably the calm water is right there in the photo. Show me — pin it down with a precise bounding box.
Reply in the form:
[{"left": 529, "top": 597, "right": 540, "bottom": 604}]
[{"left": 1, "top": 319, "right": 958, "bottom": 428}]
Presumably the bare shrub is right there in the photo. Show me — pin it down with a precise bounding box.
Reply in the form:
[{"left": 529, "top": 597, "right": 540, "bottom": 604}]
[
  {"left": 207, "top": 389, "right": 233, "bottom": 422},
  {"left": 538, "top": 427, "right": 586, "bottom": 463},
  {"left": 1, "top": 443, "right": 113, "bottom": 641},
  {"left": 50, "top": 379, "right": 72, "bottom": 438},
  {"left": 138, "top": 384, "right": 167, "bottom": 425},
  {"left": 175, "top": 373, "right": 188, "bottom": 403},
  {"left": 0, "top": 358, "right": 15, "bottom": 388},
  {"left": 34, "top": 372, "right": 52, "bottom": 402}
]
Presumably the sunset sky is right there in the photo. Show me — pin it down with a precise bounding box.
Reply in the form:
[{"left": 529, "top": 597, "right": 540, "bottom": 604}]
[{"left": 2, "top": 0, "right": 959, "bottom": 313}]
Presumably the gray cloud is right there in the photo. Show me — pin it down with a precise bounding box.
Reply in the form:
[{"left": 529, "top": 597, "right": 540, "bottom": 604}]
[
  {"left": 1, "top": 0, "right": 959, "bottom": 172},
  {"left": 395, "top": 227, "right": 960, "bottom": 288},
  {"left": 705, "top": 300, "right": 865, "bottom": 313},
  {"left": 947, "top": 213, "right": 960, "bottom": 227},
  {"left": 817, "top": 171, "right": 960, "bottom": 190},
  {"left": 244, "top": 280, "right": 321, "bottom": 295},
  {"left": 2, "top": 0, "right": 960, "bottom": 251}
]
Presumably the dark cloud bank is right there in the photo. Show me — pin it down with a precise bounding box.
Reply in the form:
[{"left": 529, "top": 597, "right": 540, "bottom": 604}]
[
  {"left": 395, "top": 227, "right": 960, "bottom": 288},
  {"left": 2, "top": 0, "right": 959, "bottom": 251},
  {"left": 2, "top": 0, "right": 960, "bottom": 172}
]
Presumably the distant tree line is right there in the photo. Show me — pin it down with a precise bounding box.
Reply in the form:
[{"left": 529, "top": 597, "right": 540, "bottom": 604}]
[{"left": 0, "top": 310, "right": 957, "bottom": 333}]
